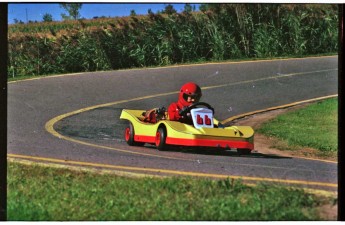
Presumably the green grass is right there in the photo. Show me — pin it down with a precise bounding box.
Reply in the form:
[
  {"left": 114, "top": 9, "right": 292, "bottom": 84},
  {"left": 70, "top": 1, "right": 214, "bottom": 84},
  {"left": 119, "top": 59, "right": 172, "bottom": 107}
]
[
  {"left": 258, "top": 98, "right": 338, "bottom": 154},
  {"left": 7, "top": 161, "right": 334, "bottom": 221}
]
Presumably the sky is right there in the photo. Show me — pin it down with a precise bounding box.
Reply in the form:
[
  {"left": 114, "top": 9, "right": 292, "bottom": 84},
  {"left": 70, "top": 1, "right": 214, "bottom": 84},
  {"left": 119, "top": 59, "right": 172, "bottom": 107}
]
[{"left": 8, "top": 3, "right": 200, "bottom": 24}]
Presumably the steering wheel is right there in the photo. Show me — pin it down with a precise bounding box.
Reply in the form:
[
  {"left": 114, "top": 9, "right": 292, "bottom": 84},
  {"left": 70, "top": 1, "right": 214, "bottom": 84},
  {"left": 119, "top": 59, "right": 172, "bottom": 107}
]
[{"left": 179, "top": 102, "right": 214, "bottom": 117}]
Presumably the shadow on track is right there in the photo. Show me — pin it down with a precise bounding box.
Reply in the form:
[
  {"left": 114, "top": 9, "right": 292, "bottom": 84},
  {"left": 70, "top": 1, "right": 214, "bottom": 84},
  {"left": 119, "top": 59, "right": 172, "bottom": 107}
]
[{"left": 143, "top": 145, "right": 291, "bottom": 160}]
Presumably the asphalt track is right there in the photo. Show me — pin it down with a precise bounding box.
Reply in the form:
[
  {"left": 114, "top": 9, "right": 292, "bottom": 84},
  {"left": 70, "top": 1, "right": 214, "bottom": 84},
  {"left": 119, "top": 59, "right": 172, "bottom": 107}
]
[{"left": 8, "top": 56, "right": 338, "bottom": 193}]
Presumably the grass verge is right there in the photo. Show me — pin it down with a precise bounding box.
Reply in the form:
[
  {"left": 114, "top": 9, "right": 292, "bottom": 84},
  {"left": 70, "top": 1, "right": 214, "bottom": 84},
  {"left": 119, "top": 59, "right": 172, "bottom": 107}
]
[
  {"left": 7, "top": 161, "right": 335, "bottom": 221},
  {"left": 257, "top": 98, "right": 338, "bottom": 157}
]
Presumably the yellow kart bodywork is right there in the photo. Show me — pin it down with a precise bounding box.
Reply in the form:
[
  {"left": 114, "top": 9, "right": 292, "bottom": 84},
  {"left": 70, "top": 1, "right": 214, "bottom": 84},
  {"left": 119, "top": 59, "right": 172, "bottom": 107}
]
[{"left": 120, "top": 109, "right": 254, "bottom": 152}]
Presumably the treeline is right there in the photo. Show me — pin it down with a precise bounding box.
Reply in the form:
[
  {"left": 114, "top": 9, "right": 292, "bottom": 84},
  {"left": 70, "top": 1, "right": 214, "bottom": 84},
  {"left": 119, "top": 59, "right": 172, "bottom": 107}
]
[{"left": 8, "top": 4, "right": 339, "bottom": 78}]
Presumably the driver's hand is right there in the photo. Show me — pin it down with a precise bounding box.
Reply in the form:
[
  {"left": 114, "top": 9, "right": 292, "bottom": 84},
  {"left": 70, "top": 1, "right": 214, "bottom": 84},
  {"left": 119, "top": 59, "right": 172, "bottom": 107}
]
[{"left": 178, "top": 107, "right": 188, "bottom": 116}]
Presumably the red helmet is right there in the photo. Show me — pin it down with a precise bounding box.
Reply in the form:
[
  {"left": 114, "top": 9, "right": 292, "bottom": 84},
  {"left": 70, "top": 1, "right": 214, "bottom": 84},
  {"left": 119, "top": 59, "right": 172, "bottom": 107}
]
[{"left": 178, "top": 82, "right": 202, "bottom": 107}]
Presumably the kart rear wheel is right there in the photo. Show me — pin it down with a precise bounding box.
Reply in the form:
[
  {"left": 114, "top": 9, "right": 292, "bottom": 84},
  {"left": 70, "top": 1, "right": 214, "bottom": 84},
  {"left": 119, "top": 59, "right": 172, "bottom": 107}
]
[
  {"left": 155, "top": 127, "right": 167, "bottom": 151},
  {"left": 124, "top": 122, "right": 144, "bottom": 146},
  {"left": 237, "top": 148, "right": 251, "bottom": 155}
]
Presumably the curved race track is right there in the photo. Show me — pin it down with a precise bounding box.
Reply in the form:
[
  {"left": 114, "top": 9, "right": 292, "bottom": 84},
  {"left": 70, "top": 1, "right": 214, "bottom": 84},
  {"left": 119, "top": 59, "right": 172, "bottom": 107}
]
[{"left": 8, "top": 56, "right": 338, "bottom": 192}]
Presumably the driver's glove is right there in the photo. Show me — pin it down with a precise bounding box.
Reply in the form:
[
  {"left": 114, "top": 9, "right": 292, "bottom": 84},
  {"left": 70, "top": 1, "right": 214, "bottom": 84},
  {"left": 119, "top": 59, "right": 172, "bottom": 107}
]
[{"left": 178, "top": 106, "right": 188, "bottom": 116}]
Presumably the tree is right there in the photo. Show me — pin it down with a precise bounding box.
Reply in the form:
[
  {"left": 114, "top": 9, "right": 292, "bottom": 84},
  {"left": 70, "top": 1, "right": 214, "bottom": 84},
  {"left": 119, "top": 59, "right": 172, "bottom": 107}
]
[
  {"left": 13, "top": 18, "right": 24, "bottom": 24},
  {"left": 163, "top": 4, "right": 177, "bottom": 15},
  {"left": 148, "top": 8, "right": 153, "bottom": 15},
  {"left": 130, "top": 9, "right": 136, "bottom": 16},
  {"left": 184, "top": 3, "right": 193, "bottom": 13},
  {"left": 59, "top": 3, "right": 82, "bottom": 20},
  {"left": 199, "top": 4, "right": 209, "bottom": 13},
  {"left": 42, "top": 13, "right": 53, "bottom": 22}
]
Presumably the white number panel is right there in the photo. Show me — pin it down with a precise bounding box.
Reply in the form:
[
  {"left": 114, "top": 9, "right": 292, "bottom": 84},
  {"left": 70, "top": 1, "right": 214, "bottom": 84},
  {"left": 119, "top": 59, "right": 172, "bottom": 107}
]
[{"left": 190, "top": 108, "right": 214, "bottom": 129}]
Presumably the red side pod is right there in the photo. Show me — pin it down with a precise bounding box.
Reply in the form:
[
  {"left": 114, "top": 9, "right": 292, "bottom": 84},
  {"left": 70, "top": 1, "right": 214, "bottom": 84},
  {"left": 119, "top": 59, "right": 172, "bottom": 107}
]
[
  {"left": 133, "top": 135, "right": 254, "bottom": 150},
  {"left": 166, "top": 137, "right": 254, "bottom": 149},
  {"left": 134, "top": 135, "right": 155, "bottom": 143}
]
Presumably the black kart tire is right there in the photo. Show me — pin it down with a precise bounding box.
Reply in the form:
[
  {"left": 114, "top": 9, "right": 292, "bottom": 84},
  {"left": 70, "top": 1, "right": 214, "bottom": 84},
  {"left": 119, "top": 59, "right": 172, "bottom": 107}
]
[
  {"left": 124, "top": 122, "right": 144, "bottom": 146},
  {"left": 155, "top": 127, "right": 167, "bottom": 151}
]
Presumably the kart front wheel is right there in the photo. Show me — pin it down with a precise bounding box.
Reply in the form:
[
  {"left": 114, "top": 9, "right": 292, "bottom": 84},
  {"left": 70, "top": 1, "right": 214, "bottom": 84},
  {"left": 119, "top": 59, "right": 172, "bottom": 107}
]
[
  {"left": 155, "top": 127, "right": 167, "bottom": 151},
  {"left": 124, "top": 122, "right": 144, "bottom": 146}
]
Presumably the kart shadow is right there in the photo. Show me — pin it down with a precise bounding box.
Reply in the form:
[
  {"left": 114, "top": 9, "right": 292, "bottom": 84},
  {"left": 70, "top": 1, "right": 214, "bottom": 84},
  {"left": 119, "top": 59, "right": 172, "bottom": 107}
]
[{"left": 145, "top": 145, "right": 292, "bottom": 159}]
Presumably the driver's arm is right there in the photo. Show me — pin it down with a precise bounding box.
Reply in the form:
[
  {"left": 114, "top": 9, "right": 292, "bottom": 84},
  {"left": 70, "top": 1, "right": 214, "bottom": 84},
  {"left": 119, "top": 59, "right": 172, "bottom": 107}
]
[{"left": 168, "top": 102, "right": 182, "bottom": 121}]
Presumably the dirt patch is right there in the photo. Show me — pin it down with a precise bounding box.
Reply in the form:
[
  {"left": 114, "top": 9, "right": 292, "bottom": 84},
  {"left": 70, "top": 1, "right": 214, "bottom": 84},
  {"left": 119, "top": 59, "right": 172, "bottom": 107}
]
[
  {"left": 316, "top": 202, "right": 338, "bottom": 220},
  {"left": 232, "top": 104, "right": 338, "bottom": 162}
]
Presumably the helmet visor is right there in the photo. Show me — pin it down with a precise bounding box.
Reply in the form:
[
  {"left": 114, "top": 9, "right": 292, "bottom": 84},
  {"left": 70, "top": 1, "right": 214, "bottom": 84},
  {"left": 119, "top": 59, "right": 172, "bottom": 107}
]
[{"left": 183, "top": 93, "right": 201, "bottom": 102}]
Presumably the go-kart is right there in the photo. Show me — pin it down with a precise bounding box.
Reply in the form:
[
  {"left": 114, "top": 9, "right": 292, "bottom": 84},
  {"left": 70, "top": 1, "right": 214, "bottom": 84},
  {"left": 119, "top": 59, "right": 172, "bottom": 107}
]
[{"left": 120, "top": 102, "right": 254, "bottom": 154}]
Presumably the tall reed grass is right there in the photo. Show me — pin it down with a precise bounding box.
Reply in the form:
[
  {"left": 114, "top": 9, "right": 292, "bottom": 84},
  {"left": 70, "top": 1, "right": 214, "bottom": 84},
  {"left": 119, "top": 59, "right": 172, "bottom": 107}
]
[{"left": 8, "top": 4, "right": 338, "bottom": 78}]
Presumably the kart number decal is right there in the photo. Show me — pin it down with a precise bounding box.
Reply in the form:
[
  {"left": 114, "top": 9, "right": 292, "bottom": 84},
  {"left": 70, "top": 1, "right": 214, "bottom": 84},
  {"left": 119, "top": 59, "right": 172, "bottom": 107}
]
[
  {"left": 191, "top": 108, "right": 214, "bottom": 129},
  {"left": 197, "top": 114, "right": 212, "bottom": 125}
]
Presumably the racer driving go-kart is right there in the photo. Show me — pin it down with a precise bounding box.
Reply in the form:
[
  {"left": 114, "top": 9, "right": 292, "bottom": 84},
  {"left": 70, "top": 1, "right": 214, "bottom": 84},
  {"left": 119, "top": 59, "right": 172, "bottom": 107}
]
[
  {"left": 167, "top": 82, "right": 203, "bottom": 125},
  {"left": 120, "top": 82, "right": 254, "bottom": 154}
]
